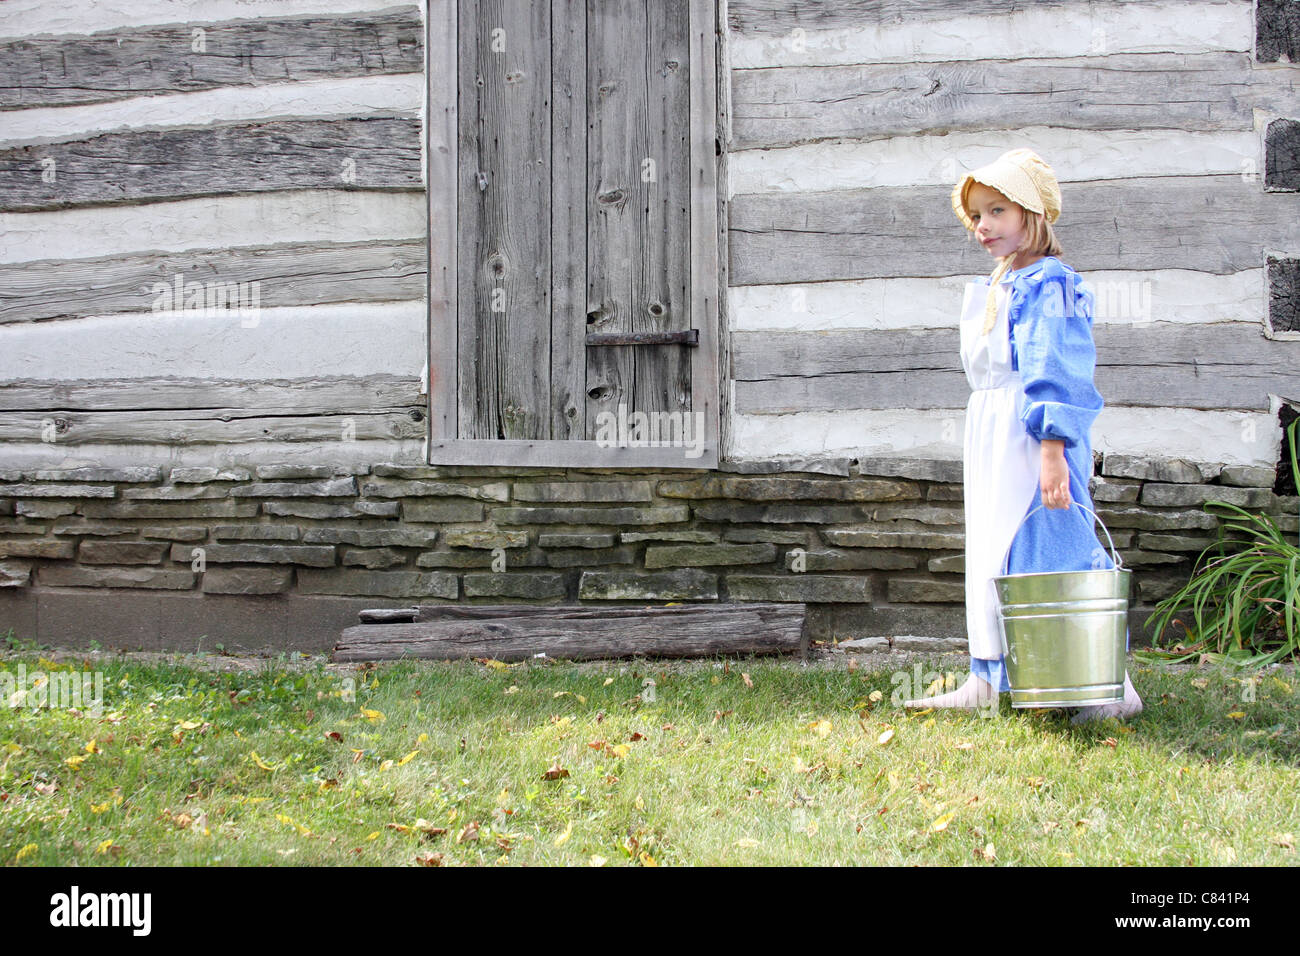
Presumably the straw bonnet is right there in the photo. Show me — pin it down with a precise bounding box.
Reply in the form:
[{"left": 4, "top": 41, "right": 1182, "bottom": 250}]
[
  {"left": 951, "top": 148, "right": 1061, "bottom": 233},
  {"left": 951, "top": 148, "right": 1062, "bottom": 334}
]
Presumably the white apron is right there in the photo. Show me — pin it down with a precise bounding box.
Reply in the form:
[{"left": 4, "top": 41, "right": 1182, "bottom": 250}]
[{"left": 959, "top": 276, "right": 1042, "bottom": 659}]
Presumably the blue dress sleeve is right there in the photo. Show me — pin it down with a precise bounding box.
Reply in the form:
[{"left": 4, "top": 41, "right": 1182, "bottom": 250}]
[{"left": 1008, "top": 259, "right": 1104, "bottom": 448}]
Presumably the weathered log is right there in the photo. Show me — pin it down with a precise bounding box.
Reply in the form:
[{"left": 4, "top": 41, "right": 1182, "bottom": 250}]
[
  {"left": 730, "top": 53, "right": 1293, "bottom": 148},
  {"left": 334, "top": 602, "right": 807, "bottom": 661},
  {"left": 733, "top": 321, "right": 1300, "bottom": 413},
  {"left": 0, "top": 375, "right": 420, "bottom": 413},
  {"left": 0, "top": 407, "right": 424, "bottom": 444},
  {"left": 0, "top": 119, "right": 422, "bottom": 212},
  {"left": 358, "top": 607, "right": 420, "bottom": 624},
  {"left": 0, "top": 9, "right": 424, "bottom": 110},
  {"left": 0, "top": 239, "right": 427, "bottom": 325},
  {"left": 727, "top": 0, "right": 1148, "bottom": 34},
  {"left": 730, "top": 176, "right": 1300, "bottom": 283}
]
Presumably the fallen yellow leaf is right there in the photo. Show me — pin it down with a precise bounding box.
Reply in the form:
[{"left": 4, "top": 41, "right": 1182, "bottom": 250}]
[
  {"left": 250, "top": 751, "right": 277, "bottom": 772},
  {"left": 1226, "top": 712, "right": 1246, "bottom": 719},
  {"left": 932, "top": 811, "right": 956, "bottom": 832},
  {"left": 809, "top": 719, "right": 833, "bottom": 738},
  {"left": 15, "top": 844, "right": 37, "bottom": 861},
  {"left": 360, "top": 708, "right": 385, "bottom": 721},
  {"left": 554, "top": 821, "right": 573, "bottom": 846},
  {"left": 276, "top": 813, "right": 310, "bottom": 836},
  {"left": 397, "top": 750, "right": 419, "bottom": 766}
]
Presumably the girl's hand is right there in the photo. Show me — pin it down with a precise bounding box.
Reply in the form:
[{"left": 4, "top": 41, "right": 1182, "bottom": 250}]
[{"left": 1040, "top": 443, "right": 1071, "bottom": 509}]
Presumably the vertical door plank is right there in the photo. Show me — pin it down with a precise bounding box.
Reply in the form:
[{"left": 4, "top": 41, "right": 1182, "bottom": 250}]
[
  {"left": 428, "top": 0, "right": 458, "bottom": 442},
  {"left": 689, "top": 0, "right": 721, "bottom": 468},
  {"left": 457, "top": 0, "right": 552, "bottom": 440},
  {"left": 641, "top": 0, "right": 694, "bottom": 426},
  {"left": 550, "top": 0, "right": 587, "bottom": 441},
  {"left": 585, "top": 0, "right": 694, "bottom": 440}
]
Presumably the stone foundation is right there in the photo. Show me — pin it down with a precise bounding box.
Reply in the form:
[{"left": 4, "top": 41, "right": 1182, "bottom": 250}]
[{"left": 0, "top": 455, "right": 1294, "bottom": 653}]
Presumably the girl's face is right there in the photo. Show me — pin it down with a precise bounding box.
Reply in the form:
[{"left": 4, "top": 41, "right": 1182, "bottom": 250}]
[{"left": 966, "top": 182, "right": 1028, "bottom": 261}]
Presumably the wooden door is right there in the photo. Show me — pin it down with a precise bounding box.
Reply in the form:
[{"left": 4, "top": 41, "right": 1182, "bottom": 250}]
[{"left": 427, "top": 0, "right": 720, "bottom": 467}]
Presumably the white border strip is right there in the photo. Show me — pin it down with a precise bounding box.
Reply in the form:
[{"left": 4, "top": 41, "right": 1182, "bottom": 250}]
[
  {"left": 727, "top": 0, "right": 1252, "bottom": 67},
  {"left": 0, "top": 0, "right": 423, "bottom": 39},
  {"left": 1, "top": 74, "right": 424, "bottom": 148},
  {"left": 729, "top": 128, "right": 1261, "bottom": 197},
  {"left": 731, "top": 406, "right": 1280, "bottom": 467},
  {"left": 730, "top": 270, "right": 1266, "bottom": 331},
  {"left": 0, "top": 190, "right": 427, "bottom": 263},
  {"left": 0, "top": 301, "right": 426, "bottom": 379}
]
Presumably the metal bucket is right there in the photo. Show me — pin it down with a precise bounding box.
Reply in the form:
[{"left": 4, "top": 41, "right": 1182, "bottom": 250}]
[{"left": 993, "top": 502, "right": 1130, "bottom": 708}]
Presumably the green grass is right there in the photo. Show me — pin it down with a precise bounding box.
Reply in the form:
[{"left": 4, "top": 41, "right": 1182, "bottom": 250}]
[{"left": 2, "top": 642, "right": 1297, "bottom": 866}]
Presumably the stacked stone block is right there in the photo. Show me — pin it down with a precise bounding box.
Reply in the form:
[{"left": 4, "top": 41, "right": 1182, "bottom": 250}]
[{"left": 0, "top": 455, "right": 1295, "bottom": 649}]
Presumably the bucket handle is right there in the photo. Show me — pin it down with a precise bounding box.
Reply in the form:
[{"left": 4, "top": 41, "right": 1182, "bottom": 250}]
[{"left": 999, "top": 500, "right": 1125, "bottom": 577}]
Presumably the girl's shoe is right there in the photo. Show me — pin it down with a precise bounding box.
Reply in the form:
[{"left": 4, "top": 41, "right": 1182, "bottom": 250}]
[
  {"left": 903, "top": 673, "right": 998, "bottom": 709},
  {"left": 1070, "top": 672, "right": 1143, "bottom": 724}
]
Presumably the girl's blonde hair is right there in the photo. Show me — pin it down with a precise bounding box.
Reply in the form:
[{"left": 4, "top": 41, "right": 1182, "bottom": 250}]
[{"left": 978, "top": 206, "right": 1064, "bottom": 335}]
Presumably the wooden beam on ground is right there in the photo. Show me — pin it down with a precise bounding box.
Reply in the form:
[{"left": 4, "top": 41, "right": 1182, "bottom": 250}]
[{"left": 334, "top": 602, "right": 808, "bottom": 661}]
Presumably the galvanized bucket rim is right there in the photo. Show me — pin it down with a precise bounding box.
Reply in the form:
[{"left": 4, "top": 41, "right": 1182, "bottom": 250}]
[
  {"left": 994, "top": 567, "right": 1131, "bottom": 584},
  {"left": 999, "top": 500, "right": 1124, "bottom": 577}
]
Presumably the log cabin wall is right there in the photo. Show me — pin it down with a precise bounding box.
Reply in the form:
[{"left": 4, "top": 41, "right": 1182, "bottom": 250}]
[
  {"left": 726, "top": 0, "right": 1300, "bottom": 466},
  {"left": 0, "top": 0, "right": 1297, "bottom": 652}
]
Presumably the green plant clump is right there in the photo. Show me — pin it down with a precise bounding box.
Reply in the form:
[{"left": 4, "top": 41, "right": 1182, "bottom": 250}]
[{"left": 1142, "top": 419, "right": 1300, "bottom": 668}]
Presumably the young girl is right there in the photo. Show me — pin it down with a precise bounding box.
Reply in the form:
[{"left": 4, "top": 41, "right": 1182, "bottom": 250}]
[{"left": 903, "top": 148, "right": 1142, "bottom": 723}]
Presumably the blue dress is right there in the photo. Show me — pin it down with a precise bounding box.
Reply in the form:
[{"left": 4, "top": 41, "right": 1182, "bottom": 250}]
[{"left": 968, "top": 256, "right": 1128, "bottom": 693}]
